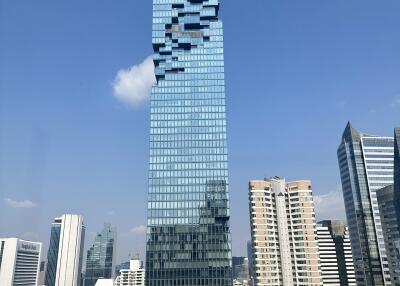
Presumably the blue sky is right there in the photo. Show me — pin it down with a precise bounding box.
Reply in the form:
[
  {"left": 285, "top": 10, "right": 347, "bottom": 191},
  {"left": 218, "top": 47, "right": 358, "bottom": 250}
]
[{"left": 1, "top": 0, "right": 399, "bottom": 262}]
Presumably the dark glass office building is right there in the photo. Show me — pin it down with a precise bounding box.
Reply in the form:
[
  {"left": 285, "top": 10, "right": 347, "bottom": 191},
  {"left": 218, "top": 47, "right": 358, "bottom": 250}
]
[
  {"left": 44, "top": 218, "right": 62, "bottom": 286},
  {"left": 394, "top": 128, "right": 400, "bottom": 227},
  {"left": 85, "top": 224, "right": 116, "bottom": 286},
  {"left": 376, "top": 185, "right": 400, "bottom": 285},
  {"left": 146, "top": 1, "right": 232, "bottom": 286},
  {"left": 337, "top": 123, "right": 394, "bottom": 286}
]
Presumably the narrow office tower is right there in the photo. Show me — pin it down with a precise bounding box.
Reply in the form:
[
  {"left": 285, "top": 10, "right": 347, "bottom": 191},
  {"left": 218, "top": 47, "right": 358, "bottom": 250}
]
[
  {"left": 394, "top": 128, "right": 400, "bottom": 228},
  {"left": 44, "top": 214, "right": 85, "bottom": 286}
]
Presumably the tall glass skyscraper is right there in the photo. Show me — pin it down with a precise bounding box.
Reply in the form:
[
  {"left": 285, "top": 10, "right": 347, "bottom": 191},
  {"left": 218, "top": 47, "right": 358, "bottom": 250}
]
[
  {"left": 337, "top": 123, "right": 394, "bottom": 286},
  {"left": 394, "top": 128, "right": 400, "bottom": 227},
  {"left": 146, "top": 1, "right": 231, "bottom": 286},
  {"left": 85, "top": 223, "right": 117, "bottom": 286}
]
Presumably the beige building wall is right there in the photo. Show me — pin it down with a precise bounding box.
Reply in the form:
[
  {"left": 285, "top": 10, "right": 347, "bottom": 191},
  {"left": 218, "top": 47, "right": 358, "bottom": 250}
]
[{"left": 248, "top": 177, "right": 322, "bottom": 286}]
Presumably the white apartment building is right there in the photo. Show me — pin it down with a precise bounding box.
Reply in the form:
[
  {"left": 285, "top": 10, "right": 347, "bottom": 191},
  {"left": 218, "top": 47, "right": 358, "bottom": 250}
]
[
  {"left": 114, "top": 259, "right": 145, "bottom": 286},
  {"left": 343, "top": 227, "right": 356, "bottom": 286},
  {"left": 317, "top": 226, "right": 340, "bottom": 285},
  {"left": 248, "top": 177, "right": 322, "bottom": 286},
  {"left": 0, "top": 238, "right": 42, "bottom": 286},
  {"left": 318, "top": 221, "right": 356, "bottom": 286}
]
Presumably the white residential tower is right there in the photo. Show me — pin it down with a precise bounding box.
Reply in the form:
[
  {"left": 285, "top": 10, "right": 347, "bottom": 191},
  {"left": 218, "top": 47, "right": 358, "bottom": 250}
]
[{"left": 248, "top": 177, "right": 322, "bottom": 286}]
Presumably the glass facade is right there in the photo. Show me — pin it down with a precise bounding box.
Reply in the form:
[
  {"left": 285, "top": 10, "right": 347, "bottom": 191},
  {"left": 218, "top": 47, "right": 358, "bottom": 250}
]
[
  {"left": 394, "top": 128, "right": 400, "bottom": 227},
  {"left": 45, "top": 220, "right": 62, "bottom": 286},
  {"left": 376, "top": 185, "right": 400, "bottom": 286},
  {"left": 337, "top": 123, "right": 394, "bottom": 286},
  {"left": 85, "top": 223, "right": 116, "bottom": 286},
  {"left": 146, "top": 1, "right": 232, "bottom": 286}
]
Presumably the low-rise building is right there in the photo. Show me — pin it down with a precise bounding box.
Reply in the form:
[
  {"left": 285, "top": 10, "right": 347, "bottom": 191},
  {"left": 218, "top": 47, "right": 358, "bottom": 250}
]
[{"left": 114, "top": 259, "right": 145, "bottom": 286}]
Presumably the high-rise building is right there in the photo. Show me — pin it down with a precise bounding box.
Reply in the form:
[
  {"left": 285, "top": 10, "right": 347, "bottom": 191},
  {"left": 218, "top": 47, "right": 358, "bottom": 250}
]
[
  {"left": 377, "top": 185, "right": 400, "bottom": 285},
  {"left": 114, "top": 259, "right": 145, "bottom": 286},
  {"left": 146, "top": 1, "right": 231, "bottom": 286},
  {"left": 337, "top": 123, "right": 394, "bottom": 285},
  {"left": 316, "top": 225, "right": 340, "bottom": 285},
  {"left": 318, "top": 221, "right": 356, "bottom": 286},
  {"left": 248, "top": 177, "right": 322, "bottom": 286},
  {"left": 0, "top": 238, "right": 42, "bottom": 286},
  {"left": 394, "top": 128, "right": 400, "bottom": 228},
  {"left": 85, "top": 223, "right": 117, "bottom": 286},
  {"left": 44, "top": 214, "right": 86, "bottom": 286}
]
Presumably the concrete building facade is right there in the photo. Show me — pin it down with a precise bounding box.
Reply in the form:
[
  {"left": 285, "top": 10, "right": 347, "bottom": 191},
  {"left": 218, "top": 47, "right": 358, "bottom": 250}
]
[
  {"left": 114, "top": 259, "right": 145, "bottom": 286},
  {"left": 0, "top": 238, "right": 42, "bottom": 286},
  {"left": 248, "top": 177, "right": 322, "bottom": 286}
]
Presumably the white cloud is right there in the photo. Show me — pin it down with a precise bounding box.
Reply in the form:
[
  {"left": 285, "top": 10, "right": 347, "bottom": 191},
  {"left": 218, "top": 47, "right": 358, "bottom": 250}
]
[
  {"left": 314, "top": 190, "right": 346, "bottom": 221},
  {"left": 129, "top": 225, "right": 146, "bottom": 235},
  {"left": 4, "top": 198, "right": 38, "bottom": 209},
  {"left": 113, "top": 56, "right": 156, "bottom": 107}
]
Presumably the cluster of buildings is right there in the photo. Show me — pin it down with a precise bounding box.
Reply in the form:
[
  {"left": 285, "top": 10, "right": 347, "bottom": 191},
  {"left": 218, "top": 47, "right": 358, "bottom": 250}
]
[
  {"left": 1, "top": 0, "right": 400, "bottom": 286},
  {"left": 247, "top": 178, "right": 354, "bottom": 286},
  {"left": 246, "top": 124, "right": 400, "bottom": 286},
  {"left": 337, "top": 124, "right": 400, "bottom": 286},
  {"left": 0, "top": 217, "right": 144, "bottom": 286}
]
